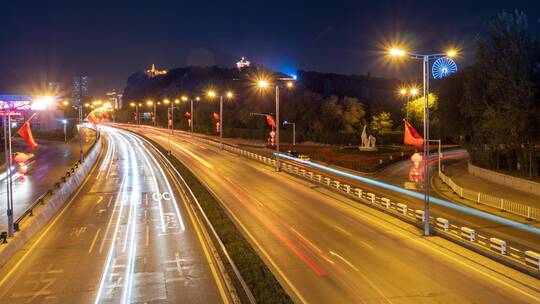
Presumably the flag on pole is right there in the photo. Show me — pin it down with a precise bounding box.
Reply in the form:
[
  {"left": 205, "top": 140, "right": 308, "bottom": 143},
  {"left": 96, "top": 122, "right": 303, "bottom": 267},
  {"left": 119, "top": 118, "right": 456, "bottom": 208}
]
[
  {"left": 17, "top": 119, "right": 38, "bottom": 150},
  {"left": 212, "top": 112, "right": 220, "bottom": 121},
  {"left": 184, "top": 111, "right": 191, "bottom": 118},
  {"left": 265, "top": 115, "right": 276, "bottom": 128},
  {"left": 404, "top": 120, "right": 424, "bottom": 148}
]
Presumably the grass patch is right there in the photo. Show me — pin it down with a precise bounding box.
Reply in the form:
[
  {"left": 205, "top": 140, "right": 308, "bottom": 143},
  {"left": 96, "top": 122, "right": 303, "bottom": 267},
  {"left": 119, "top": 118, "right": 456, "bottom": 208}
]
[{"left": 140, "top": 134, "right": 293, "bottom": 304}]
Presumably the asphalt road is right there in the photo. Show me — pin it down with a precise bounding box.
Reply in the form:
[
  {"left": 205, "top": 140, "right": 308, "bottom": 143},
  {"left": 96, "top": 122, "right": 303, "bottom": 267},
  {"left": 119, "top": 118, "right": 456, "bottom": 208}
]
[
  {"left": 129, "top": 126, "right": 540, "bottom": 304},
  {"left": 0, "top": 129, "right": 95, "bottom": 229},
  {"left": 0, "top": 127, "right": 229, "bottom": 303}
]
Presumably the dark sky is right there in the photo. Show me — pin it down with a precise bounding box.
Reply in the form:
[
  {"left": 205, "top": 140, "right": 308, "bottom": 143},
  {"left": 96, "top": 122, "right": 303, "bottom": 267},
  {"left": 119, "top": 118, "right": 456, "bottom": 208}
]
[{"left": 1, "top": 0, "right": 539, "bottom": 95}]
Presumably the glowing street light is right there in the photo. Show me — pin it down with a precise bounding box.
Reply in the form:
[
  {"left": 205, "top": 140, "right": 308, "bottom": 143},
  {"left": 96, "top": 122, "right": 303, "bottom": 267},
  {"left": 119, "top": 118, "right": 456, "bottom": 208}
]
[
  {"left": 206, "top": 90, "right": 234, "bottom": 149},
  {"left": 256, "top": 76, "right": 295, "bottom": 172},
  {"left": 388, "top": 45, "right": 458, "bottom": 236}
]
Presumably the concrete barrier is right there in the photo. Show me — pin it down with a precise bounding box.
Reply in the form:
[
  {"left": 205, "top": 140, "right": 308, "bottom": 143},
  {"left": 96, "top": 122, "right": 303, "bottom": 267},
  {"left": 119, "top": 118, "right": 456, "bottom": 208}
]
[
  {"left": 366, "top": 193, "right": 376, "bottom": 203},
  {"left": 460, "top": 227, "right": 476, "bottom": 242},
  {"left": 306, "top": 172, "right": 314, "bottom": 179},
  {"left": 380, "top": 197, "right": 390, "bottom": 208},
  {"left": 489, "top": 238, "right": 507, "bottom": 255},
  {"left": 353, "top": 188, "right": 363, "bottom": 198},
  {"left": 396, "top": 203, "right": 407, "bottom": 215},
  {"left": 525, "top": 251, "right": 540, "bottom": 270},
  {"left": 331, "top": 180, "right": 340, "bottom": 189},
  {"left": 314, "top": 174, "right": 322, "bottom": 182},
  {"left": 323, "top": 177, "right": 331, "bottom": 185},
  {"left": 415, "top": 210, "right": 424, "bottom": 222},
  {"left": 436, "top": 217, "right": 449, "bottom": 231},
  {"left": 342, "top": 184, "right": 351, "bottom": 193}
]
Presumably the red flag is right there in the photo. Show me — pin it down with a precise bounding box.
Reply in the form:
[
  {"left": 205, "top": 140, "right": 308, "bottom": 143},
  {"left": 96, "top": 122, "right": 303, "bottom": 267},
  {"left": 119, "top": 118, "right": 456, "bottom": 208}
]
[
  {"left": 212, "top": 112, "right": 220, "bottom": 121},
  {"left": 17, "top": 121, "right": 38, "bottom": 150},
  {"left": 265, "top": 115, "right": 276, "bottom": 128},
  {"left": 184, "top": 111, "right": 191, "bottom": 118},
  {"left": 404, "top": 120, "right": 424, "bottom": 148},
  {"left": 87, "top": 112, "right": 97, "bottom": 124}
]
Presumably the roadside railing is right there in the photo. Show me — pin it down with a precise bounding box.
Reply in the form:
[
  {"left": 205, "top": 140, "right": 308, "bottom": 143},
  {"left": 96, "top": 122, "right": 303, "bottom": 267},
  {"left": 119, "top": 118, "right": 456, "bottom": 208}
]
[
  {"left": 439, "top": 171, "right": 540, "bottom": 221},
  {"left": 0, "top": 131, "right": 101, "bottom": 244},
  {"left": 127, "top": 125, "right": 540, "bottom": 277}
]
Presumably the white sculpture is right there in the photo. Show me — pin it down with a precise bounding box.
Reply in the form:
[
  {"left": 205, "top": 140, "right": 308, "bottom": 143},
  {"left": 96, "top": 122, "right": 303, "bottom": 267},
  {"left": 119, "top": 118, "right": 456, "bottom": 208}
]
[{"left": 359, "top": 125, "right": 377, "bottom": 151}]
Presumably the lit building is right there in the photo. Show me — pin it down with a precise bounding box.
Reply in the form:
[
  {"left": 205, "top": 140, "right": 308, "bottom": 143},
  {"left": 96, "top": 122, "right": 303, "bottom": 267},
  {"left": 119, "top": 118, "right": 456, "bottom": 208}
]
[
  {"left": 47, "top": 82, "right": 62, "bottom": 96},
  {"left": 106, "top": 90, "right": 123, "bottom": 109},
  {"left": 72, "top": 75, "right": 91, "bottom": 105},
  {"left": 236, "top": 57, "right": 251, "bottom": 70},
  {"left": 145, "top": 64, "right": 167, "bottom": 78},
  {"left": 0, "top": 95, "right": 65, "bottom": 132}
]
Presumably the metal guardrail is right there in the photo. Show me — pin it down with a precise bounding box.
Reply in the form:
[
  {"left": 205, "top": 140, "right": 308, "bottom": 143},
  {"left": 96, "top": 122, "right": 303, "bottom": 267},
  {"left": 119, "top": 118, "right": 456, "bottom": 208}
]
[
  {"left": 132, "top": 125, "right": 540, "bottom": 276},
  {"left": 1, "top": 134, "right": 101, "bottom": 242},
  {"left": 439, "top": 171, "right": 540, "bottom": 220}
]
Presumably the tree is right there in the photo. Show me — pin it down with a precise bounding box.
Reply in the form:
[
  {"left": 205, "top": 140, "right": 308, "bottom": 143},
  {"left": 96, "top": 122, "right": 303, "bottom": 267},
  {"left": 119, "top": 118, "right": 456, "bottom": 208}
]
[{"left": 370, "top": 112, "right": 393, "bottom": 134}]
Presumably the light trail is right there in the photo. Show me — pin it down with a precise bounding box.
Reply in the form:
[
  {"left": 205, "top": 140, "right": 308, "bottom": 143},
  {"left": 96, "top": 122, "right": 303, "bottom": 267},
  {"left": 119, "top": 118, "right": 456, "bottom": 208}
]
[
  {"left": 275, "top": 153, "right": 540, "bottom": 235},
  {"left": 127, "top": 132, "right": 186, "bottom": 231},
  {"left": 94, "top": 130, "right": 130, "bottom": 304}
]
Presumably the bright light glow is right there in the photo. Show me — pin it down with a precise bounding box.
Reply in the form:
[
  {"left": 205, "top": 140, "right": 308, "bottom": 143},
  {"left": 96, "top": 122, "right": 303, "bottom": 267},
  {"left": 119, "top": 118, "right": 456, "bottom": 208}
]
[
  {"left": 410, "top": 88, "right": 418, "bottom": 95},
  {"left": 286, "top": 81, "right": 294, "bottom": 88},
  {"left": 84, "top": 103, "right": 90, "bottom": 107},
  {"left": 389, "top": 48, "right": 406, "bottom": 57},
  {"left": 447, "top": 50, "right": 457, "bottom": 58},
  {"left": 174, "top": 99, "right": 180, "bottom": 104},
  {"left": 181, "top": 96, "right": 188, "bottom": 101},
  {"left": 226, "top": 91, "right": 233, "bottom": 99},
  {"left": 207, "top": 91, "right": 216, "bottom": 98},
  {"left": 130, "top": 102, "right": 136, "bottom": 107},
  {"left": 195, "top": 96, "right": 200, "bottom": 101},
  {"left": 31, "top": 96, "right": 54, "bottom": 110},
  {"left": 61, "top": 119, "right": 68, "bottom": 125},
  {"left": 399, "top": 88, "right": 407, "bottom": 95},
  {"left": 62, "top": 100, "right": 69, "bottom": 106},
  {"left": 104, "top": 102, "right": 112, "bottom": 109},
  {"left": 258, "top": 80, "right": 269, "bottom": 88},
  {"left": 146, "top": 100, "right": 153, "bottom": 106},
  {"left": 163, "top": 99, "right": 170, "bottom": 104}
]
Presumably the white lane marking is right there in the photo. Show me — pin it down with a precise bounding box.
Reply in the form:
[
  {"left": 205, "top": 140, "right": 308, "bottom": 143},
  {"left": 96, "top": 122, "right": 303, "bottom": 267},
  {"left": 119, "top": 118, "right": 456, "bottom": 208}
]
[
  {"left": 329, "top": 251, "right": 358, "bottom": 272},
  {"left": 334, "top": 225, "right": 352, "bottom": 236},
  {"left": 89, "top": 228, "right": 102, "bottom": 253},
  {"left": 172, "top": 141, "right": 213, "bottom": 169},
  {"left": 361, "top": 241, "right": 374, "bottom": 250},
  {"left": 146, "top": 225, "right": 150, "bottom": 247},
  {"left": 107, "top": 196, "right": 113, "bottom": 208}
]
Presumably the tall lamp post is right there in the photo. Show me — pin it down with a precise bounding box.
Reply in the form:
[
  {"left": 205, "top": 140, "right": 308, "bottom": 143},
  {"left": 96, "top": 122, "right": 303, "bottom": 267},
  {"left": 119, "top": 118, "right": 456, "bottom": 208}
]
[
  {"left": 399, "top": 86, "right": 419, "bottom": 121},
  {"left": 2, "top": 96, "right": 53, "bottom": 237},
  {"left": 146, "top": 100, "right": 155, "bottom": 126},
  {"left": 130, "top": 102, "right": 142, "bottom": 125},
  {"left": 207, "top": 90, "right": 233, "bottom": 150},
  {"left": 283, "top": 120, "right": 296, "bottom": 147},
  {"left": 257, "top": 79, "right": 294, "bottom": 172},
  {"left": 390, "top": 47, "right": 456, "bottom": 236},
  {"left": 181, "top": 95, "right": 199, "bottom": 133}
]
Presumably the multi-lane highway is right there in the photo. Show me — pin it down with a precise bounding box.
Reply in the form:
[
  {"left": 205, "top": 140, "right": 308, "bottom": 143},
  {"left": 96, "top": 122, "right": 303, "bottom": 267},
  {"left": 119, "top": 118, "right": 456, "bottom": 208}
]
[
  {"left": 0, "top": 127, "right": 230, "bottom": 303},
  {"left": 129, "top": 125, "right": 540, "bottom": 303}
]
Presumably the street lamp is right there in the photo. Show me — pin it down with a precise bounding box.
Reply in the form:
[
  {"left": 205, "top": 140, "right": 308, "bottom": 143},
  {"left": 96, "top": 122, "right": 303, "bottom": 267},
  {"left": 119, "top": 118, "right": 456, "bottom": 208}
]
[
  {"left": 130, "top": 102, "right": 142, "bottom": 125},
  {"left": 257, "top": 77, "right": 295, "bottom": 172},
  {"left": 399, "top": 86, "right": 419, "bottom": 120},
  {"left": 147, "top": 100, "right": 156, "bottom": 126},
  {"left": 207, "top": 90, "right": 233, "bottom": 149},
  {"left": 283, "top": 120, "right": 296, "bottom": 147},
  {"left": 3, "top": 95, "right": 55, "bottom": 237},
  {"left": 181, "top": 95, "right": 198, "bottom": 133},
  {"left": 389, "top": 46, "right": 457, "bottom": 236}
]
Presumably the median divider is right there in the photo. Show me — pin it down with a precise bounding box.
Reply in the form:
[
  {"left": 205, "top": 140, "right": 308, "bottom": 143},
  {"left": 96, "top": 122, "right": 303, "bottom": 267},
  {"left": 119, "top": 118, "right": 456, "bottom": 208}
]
[{"left": 0, "top": 135, "right": 102, "bottom": 268}]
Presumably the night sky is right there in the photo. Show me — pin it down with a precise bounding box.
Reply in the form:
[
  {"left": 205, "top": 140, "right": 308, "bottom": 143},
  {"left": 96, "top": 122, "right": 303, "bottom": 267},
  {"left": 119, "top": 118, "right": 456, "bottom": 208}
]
[{"left": 1, "top": 1, "right": 539, "bottom": 95}]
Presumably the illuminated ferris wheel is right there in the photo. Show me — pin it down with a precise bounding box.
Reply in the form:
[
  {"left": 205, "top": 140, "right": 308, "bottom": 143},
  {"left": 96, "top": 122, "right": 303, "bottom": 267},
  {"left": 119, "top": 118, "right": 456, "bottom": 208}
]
[{"left": 431, "top": 57, "right": 458, "bottom": 79}]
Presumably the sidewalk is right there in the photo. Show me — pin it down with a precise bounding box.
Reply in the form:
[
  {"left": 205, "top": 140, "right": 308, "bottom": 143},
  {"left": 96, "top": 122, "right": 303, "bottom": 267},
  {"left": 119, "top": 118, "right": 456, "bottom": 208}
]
[{"left": 437, "top": 159, "right": 540, "bottom": 209}]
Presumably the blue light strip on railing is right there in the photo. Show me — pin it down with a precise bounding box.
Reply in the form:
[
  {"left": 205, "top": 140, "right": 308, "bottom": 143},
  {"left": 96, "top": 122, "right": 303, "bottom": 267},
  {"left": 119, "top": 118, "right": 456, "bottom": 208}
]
[{"left": 274, "top": 153, "right": 540, "bottom": 235}]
